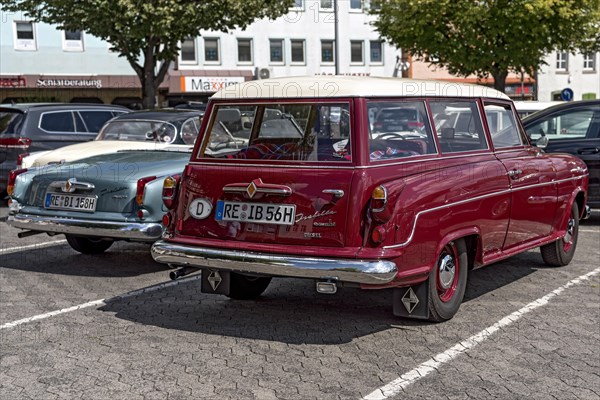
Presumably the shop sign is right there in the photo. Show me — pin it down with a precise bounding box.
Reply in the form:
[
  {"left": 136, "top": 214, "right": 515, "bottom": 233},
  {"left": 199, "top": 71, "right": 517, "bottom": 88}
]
[
  {"left": 36, "top": 79, "right": 103, "bottom": 89},
  {"left": 0, "top": 76, "right": 27, "bottom": 88},
  {"left": 180, "top": 76, "right": 245, "bottom": 92}
]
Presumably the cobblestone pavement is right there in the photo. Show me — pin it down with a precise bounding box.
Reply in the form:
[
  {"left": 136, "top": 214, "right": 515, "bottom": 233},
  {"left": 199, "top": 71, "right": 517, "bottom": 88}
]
[{"left": 1, "top": 203, "right": 598, "bottom": 400}]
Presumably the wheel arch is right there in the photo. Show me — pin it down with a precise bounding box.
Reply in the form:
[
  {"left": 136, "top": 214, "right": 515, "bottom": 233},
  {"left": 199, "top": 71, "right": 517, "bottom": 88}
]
[{"left": 435, "top": 228, "right": 481, "bottom": 270}]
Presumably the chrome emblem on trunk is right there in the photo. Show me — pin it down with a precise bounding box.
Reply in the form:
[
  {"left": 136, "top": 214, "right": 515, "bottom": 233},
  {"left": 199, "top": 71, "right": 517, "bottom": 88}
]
[{"left": 61, "top": 178, "right": 77, "bottom": 193}]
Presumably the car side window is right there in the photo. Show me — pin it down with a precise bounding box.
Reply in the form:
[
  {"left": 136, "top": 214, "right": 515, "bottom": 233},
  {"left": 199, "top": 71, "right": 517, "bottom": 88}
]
[
  {"left": 181, "top": 117, "right": 200, "bottom": 145},
  {"left": 78, "top": 111, "right": 118, "bottom": 133},
  {"left": 484, "top": 103, "right": 526, "bottom": 148},
  {"left": 430, "top": 100, "right": 487, "bottom": 153},
  {"left": 39, "top": 111, "right": 75, "bottom": 133},
  {"left": 526, "top": 109, "right": 595, "bottom": 140}
]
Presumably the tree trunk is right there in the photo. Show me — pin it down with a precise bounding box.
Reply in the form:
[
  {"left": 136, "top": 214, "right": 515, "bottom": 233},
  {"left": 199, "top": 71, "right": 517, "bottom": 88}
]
[
  {"left": 491, "top": 70, "right": 508, "bottom": 94},
  {"left": 141, "top": 67, "right": 156, "bottom": 110}
]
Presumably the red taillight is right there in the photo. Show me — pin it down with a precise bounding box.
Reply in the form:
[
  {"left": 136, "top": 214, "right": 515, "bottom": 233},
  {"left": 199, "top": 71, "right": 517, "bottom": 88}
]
[
  {"left": 0, "top": 137, "right": 32, "bottom": 149},
  {"left": 136, "top": 176, "right": 157, "bottom": 206},
  {"left": 407, "top": 121, "right": 424, "bottom": 128},
  {"left": 371, "top": 226, "right": 386, "bottom": 243},
  {"left": 373, "top": 122, "right": 383, "bottom": 130},
  {"left": 162, "top": 174, "right": 181, "bottom": 209},
  {"left": 162, "top": 213, "right": 171, "bottom": 227},
  {"left": 16, "top": 152, "right": 29, "bottom": 169},
  {"left": 7, "top": 168, "right": 28, "bottom": 196}
]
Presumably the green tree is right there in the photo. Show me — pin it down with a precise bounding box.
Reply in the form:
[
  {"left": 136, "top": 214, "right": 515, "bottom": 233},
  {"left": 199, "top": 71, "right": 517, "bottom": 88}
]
[
  {"left": 371, "top": 0, "right": 600, "bottom": 93},
  {"left": 1, "top": 0, "right": 293, "bottom": 108}
]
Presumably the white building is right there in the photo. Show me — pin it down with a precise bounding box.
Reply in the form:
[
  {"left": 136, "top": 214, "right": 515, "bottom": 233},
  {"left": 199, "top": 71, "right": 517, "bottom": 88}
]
[
  {"left": 166, "top": 0, "right": 402, "bottom": 104},
  {"left": 1, "top": 1, "right": 401, "bottom": 106},
  {"left": 537, "top": 51, "right": 599, "bottom": 101}
]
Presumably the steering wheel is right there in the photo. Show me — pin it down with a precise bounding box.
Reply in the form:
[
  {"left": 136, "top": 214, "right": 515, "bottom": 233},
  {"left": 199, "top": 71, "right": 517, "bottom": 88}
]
[{"left": 377, "top": 132, "right": 407, "bottom": 140}]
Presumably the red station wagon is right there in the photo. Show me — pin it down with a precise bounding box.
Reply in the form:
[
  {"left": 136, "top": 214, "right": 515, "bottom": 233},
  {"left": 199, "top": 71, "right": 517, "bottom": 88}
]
[{"left": 151, "top": 76, "right": 589, "bottom": 321}]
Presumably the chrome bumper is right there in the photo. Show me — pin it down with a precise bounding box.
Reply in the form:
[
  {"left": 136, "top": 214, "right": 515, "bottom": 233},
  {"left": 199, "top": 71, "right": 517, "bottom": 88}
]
[
  {"left": 151, "top": 240, "right": 398, "bottom": 285},
  {"left": 7, "top": 213, "right": 163, "bottom": 241}
]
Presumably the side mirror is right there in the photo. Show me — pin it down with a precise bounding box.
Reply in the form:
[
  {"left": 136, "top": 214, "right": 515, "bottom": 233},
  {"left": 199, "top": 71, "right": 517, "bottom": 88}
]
[{"left": 536, "top": 135, "right": 549, "bottom": 149}]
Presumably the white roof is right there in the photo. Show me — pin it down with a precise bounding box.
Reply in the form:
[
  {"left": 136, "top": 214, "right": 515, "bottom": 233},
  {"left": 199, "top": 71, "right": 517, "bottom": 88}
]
[{"left": 212, "top": 76, "right": 510, "bottom": 100}]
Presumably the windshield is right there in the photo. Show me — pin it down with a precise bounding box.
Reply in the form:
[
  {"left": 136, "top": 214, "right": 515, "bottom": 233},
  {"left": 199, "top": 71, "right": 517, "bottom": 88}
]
[
  {"left": 96, "top": 120, "right": 177, "bottom": 143},
  {"left": 199, "top": 102, "right": 351, "bottom": 162},
  {"left": 0, "top": 111, "right": 24, "bottom": 135}
]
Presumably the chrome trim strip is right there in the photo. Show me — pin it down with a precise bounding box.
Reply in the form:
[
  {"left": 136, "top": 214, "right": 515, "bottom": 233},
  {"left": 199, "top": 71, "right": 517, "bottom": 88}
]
[
  {"left": 151, "top": 241, "right": 398, "bottom": 285},
  {"left": 383, "top": 175, "right": 587, "bottom": 250},
  {"left": 189, "top": 161, "right": 355, "bottom": 169},
  {"left": 7, "top": 214, "right": 163, "bottom": 241}
]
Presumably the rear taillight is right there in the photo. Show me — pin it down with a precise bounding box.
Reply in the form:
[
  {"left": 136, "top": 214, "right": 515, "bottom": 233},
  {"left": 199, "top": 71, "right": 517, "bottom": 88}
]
[
  {"left": 136, "top": 176, "right": 157, "bottom": 206},
  {"left": 16, "top": 152, "right": 29, "bottom": 169},
  {"left": 371, "top": 185, "right": 388, "bottom": 212},
  {"left": 162, "top": 174, "right": 181, "bottom": 209},
  {"left": 7, "top": 168, "right": 28, "bottom": 196},
  {"left": 407, "top": 121, "right": 424, "bottom": 128},
  {"left": 0, "top": 137, "right": 32, "bottom": 149}
]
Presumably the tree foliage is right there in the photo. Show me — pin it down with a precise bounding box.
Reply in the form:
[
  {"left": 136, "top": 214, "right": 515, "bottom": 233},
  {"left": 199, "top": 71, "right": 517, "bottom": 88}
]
[
  {"left": 371, "top": 0, "right": 600, "bottom": 92},
  {"left": 1, "top": 0, "right": 293, "bottom": 108}
]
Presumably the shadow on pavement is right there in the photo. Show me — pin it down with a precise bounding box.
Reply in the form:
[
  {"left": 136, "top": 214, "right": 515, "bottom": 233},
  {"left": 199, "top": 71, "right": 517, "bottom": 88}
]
[
  {"left": 99, "top": 254, "right": 543, "bottom": 344},
  {"left": 0, "top": 241, "right": 168, "bottom": 277}
]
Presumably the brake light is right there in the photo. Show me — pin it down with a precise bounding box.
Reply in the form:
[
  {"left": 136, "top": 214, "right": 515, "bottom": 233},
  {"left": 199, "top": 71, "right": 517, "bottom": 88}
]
[
  {"left": 407, "top": 121, "right": 424, "bottom": 128},
  {"left": 7, "top": 168, "right": 28, "bottom": 196},
  {"left": 162, "top": 174, "right": 181, "bottom": 209},
  {"left": 136, "top": 176, "right": 157, "bottom": 206},
  {"left": 16, "top": 152, "right": 29, "bottom": 169},
  {"left": 0, "top": 137, "right": 32, "bottom": 149}
]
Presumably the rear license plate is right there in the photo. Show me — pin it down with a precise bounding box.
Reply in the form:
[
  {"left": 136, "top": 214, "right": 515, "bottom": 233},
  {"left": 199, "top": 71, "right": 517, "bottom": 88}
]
[
  {"left": 215, "top": 201, "right": 296, "bottom": 225},
  {"left": 44, "top": 193, "right": 97, "bottom": 212}
]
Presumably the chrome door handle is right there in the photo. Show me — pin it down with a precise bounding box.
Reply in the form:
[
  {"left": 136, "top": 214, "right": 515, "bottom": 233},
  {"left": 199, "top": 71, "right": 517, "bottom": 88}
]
[
  {"left": 507, "top": 169, "right": 522, "bottom": 179},
  {"left": 322, "top": 189, "right": 345, "bottom": 198}
]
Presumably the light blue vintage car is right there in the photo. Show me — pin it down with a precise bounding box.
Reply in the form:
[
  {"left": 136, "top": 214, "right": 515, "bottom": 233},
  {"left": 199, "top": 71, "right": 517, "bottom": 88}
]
[{"left": 7, "top": 148, "right": 192, "bottom": 254}]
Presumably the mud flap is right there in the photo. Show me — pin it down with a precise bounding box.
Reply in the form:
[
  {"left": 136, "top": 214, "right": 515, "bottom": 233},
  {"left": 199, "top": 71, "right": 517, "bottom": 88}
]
[
  {"left": 200, "top": 269, "right": 231, "bottom": 296},
  {"left": 393, "top": 280, "right": 430, "bottom": 319}
]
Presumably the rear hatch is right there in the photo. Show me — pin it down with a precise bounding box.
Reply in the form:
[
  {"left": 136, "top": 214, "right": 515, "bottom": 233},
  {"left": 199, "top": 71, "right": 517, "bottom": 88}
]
[
  {"left": 176, "top": 100, "right": 356, "bottom": 247},
  {"left": 0, "top": 109, "right": 26, "bottom": 164}
]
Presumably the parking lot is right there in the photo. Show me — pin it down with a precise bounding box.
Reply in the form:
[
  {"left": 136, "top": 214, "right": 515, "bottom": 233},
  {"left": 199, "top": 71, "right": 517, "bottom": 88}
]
[{"left": 1, "top": 201, "right": 598, "bottom": 400}]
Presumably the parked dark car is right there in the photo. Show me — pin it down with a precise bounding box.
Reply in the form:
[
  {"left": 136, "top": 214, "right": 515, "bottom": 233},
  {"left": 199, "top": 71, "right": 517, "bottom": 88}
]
[
  {"left": 0, "top": 103, "right": 129, "bottom": 193},
  {"left": 522, "top": 100, "right": 599, "bottom": 208}
]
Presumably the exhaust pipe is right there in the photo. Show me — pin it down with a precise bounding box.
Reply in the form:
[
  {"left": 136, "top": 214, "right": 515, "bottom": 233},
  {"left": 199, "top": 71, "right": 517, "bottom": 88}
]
[
  {"left": 169, "top": 266, "right": 200, "bottom": 280},
  {"left": 17, "top": 230, "right": 44, "bottom": 239}
]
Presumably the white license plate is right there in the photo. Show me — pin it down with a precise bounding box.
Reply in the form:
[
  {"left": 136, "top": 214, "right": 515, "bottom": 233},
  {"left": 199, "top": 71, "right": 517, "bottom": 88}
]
[
  {"left": 215, "top": 201, "right": 296, "bottom": 225},
  {"left": 44, "top": 193, "right": 97, "bottom": 212}
]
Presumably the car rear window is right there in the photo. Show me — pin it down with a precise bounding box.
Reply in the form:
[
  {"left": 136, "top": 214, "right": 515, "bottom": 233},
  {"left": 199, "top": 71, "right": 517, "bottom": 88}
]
[
  {"left": 0, "top": 111, "right": 25, "bottom": 135},
  {"left": 199, "top": 102, "right": 352, "bottom": 162},
  {"left": 97, "top": 120, "right": 177, "bottom": 143},
  {"left": 39, "top": 111, "right": 75, "bottom": 132}
]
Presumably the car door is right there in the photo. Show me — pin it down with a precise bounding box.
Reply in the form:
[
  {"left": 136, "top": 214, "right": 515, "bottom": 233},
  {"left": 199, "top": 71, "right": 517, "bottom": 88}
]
[
  {"left": 523, "top": 101, "right": 600, "bottom": 207},
  {"left": 485, "top": 102, "right": 558, "bottom": 249}
]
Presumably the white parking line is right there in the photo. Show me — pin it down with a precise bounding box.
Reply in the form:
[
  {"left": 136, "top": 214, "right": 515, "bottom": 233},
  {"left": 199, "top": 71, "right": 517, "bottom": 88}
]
[
  {"left": 580, "top": 229, "right": 599, "bottom": 233},
  {"left": 0, "top": 239, "right": 67, "bottom": 255},
  {"left": 0, "top": 275, "right": 201, "bottom": 331},
  {"left": 363, "top": 267, "right": 600, "bottom": 400}
]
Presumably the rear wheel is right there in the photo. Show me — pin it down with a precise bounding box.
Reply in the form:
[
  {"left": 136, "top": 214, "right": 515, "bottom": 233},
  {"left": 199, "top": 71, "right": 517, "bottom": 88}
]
[
  {"left": 65, "top": 235, "right": 113, "bottom": 254},
  {"left": 227, "top": 273, "right": 271, "bottom": 300},
  {"left": 541, "top": 202, "right": 579, "bottom": 267},
  {"left": 428, "top": 239, "right": 468, "bottom": 322}
]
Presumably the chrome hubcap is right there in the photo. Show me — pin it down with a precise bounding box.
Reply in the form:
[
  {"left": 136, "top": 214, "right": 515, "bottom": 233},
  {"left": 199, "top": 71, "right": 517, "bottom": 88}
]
[
  {"left": 563, "top": 217, "right": 575, "bottom": 244},
  {"left": 438, "top": 254, "right": 456, "bottom": 289}
]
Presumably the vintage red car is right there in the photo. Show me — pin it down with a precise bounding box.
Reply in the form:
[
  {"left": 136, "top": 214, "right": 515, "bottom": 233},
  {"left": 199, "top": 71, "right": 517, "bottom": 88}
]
[{"left": 151, "top": 76, "right": 589, "bottom": 321}]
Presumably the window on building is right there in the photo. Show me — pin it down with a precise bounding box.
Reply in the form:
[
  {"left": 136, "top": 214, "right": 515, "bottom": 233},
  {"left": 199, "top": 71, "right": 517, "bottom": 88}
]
[
  {"left": 320, "top": 0, "right": 333, "bottom": 9},
  {"left": 351, "top": 41, "right": 364, "bottom": 64},
  {"left": 180, "top": 37, "right": 197, "bottom": 64},
  {"left": 291, "top": 39, "right": 305, "bottom": 64},
  {"left": 270, "top": 39, "right": 284, "bottom": 63},
  {"left": 556, "top": 52, "right": 569, "bottom": 71},
  {"left": 62, "top": 29, "right": 84, "bottom": 52},
  {"left": 370, "top": 40, "right": 382, "bottom": 63},
  {"left": 350, "top": 0, "right": 362, "bottom": 10},
  {"left": 583, "top": 53, "right": 597, "bottom": 71},
  {"left": 14, "top": 21, "right": 36, "bottom": 51},
  {"left": 292, "top": 0, "right": 304, "bottom": 8},
  {"left": 204, "top": 38, "right": 220, "bottom": 63},
  {"left": 237, "top": 39, "right": 253, "bottom": 63},
  {"left": 321, "top": 40, "right": 334, "bottom": 63}
]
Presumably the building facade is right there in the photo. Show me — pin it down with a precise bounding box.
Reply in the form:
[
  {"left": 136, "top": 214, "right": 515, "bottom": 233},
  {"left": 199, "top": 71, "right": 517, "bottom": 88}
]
[
  {"left": 1, "top": 1, "right": 401, "bottom": 107},
  {"left": 536, "top": 51, "right": 599, "bottom": 101}
]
